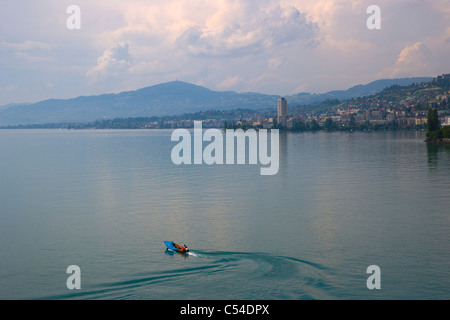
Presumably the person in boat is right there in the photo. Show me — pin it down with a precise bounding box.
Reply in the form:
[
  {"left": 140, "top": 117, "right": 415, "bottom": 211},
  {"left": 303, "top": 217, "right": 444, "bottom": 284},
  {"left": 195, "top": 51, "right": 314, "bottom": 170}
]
[{"left": 173, "top": 242, "right": 189, "bottom": 253}]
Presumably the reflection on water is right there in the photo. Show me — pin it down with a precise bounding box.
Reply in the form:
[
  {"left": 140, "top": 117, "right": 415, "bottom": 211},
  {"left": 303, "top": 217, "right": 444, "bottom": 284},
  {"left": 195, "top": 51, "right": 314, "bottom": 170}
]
[
  {"left": 0, "top": 129, "right": 449, "bottom": 300},
  {"left": 426, "top": 141, "right": 450, "bottom": 168},
  {"left": 279, "top": 131, "right": 288, "bottom": 169},
  {"left": 426, "top": 142, "right": 439, "bottom": 167}
]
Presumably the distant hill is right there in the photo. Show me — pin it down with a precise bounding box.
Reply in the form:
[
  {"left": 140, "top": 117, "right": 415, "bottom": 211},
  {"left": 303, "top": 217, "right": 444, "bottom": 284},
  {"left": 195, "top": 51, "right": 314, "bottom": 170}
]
[
  {"left": 363, "top": 74, "right": 450, "bottom": 109},
  {"left": 0, "top": 77, "right": 434, "bottom": 126},
  {"left": 286, "top": 77, "right": 433, "bottom": 105},
  {"left": 0, "top": 81, "right": 279, "bottom": 126},
  {"left": 0, "top": 102, "right": 30, "bottom": 112}
]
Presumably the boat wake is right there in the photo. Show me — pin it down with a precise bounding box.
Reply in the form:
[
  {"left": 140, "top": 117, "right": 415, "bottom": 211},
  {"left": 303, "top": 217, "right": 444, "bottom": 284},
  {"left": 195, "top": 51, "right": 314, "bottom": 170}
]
[{"left": 42, "top": 250, "right": 336, "bottom": 300}]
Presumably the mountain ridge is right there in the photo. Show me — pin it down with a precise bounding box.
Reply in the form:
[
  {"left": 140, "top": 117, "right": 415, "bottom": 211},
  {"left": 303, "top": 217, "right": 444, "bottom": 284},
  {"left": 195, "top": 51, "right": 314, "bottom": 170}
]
[{"left": 0, "top": 77, "right": 433, "bottom": 126}]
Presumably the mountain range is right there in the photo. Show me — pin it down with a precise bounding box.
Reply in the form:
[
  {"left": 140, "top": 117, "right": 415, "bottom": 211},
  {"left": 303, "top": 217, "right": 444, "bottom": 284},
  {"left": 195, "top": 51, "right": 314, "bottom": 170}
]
[{"left": 0, "top": 77, "right": 433, "bottom": 126}]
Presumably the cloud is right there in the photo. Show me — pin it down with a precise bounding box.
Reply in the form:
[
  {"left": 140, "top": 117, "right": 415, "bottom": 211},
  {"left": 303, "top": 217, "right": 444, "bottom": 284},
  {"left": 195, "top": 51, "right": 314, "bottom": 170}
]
[
  {"left": 0, "top": 40, "right": 54, "bottom": 63},
  {"left": 267, "top": 57, "right": 283, "bottom": 69},
  {"left": 391, "top": 42, "right": 436, "bottom": 77},
  {"left": 216, "top": 75, "right": 245, "bottom": 91},
  {"left": 1, "top": 0, "right": 449, "bottom": 105},
  {"left": 80, "top": 0, "right": 321, "bottom": 94},
  {"left": 86, "top": 42, "right": 134, "bottom": 83},
  {"left": 1, "top": 40, "right": 53, "bottom": 51},
  {"left": 175, "top": 4, "right": 319, "bottom": 57},
  {"left": 98, "top": 1, "right": 319, "bottom": 57},
  {"left": 0, "top": 84, "right": 19, "bottom": 92}
]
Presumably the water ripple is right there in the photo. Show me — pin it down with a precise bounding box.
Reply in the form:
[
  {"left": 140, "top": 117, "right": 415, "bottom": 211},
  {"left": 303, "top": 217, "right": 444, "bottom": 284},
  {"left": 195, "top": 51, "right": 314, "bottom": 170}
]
[{"left": 43, "top": 251, "right": 335, "bottom": 300}]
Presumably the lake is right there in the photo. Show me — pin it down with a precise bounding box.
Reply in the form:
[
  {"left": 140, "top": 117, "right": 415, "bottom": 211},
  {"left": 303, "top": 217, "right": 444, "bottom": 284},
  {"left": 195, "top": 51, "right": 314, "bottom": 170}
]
[{"left": 0, "top": 129, "right": 449, "bottom": 300}]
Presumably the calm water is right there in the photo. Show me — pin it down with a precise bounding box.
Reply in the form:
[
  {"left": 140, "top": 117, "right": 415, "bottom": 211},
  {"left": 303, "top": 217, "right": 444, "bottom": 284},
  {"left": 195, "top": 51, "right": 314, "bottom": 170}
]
[{"left": 0, "top": 129, "right": 449, "bottom": 300}]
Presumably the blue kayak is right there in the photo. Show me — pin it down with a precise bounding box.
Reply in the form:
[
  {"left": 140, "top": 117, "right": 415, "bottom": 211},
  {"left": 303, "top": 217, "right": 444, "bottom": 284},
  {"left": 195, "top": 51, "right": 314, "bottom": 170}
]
[{"left": 165, "top": 241, "right": 189, "bottom": 253}]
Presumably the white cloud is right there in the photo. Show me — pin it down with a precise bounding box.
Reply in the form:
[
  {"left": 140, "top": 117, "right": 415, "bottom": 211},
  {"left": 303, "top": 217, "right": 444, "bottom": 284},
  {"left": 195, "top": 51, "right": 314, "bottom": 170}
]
[
  {"left": 0, "top": 0, "right": 449, "bottom": 105},
  {"left": 267, "top": 57, "right": 283, "bottom": 69},
  {"left": 216, "top": 75, "right": 245, "bottom": 91},
  {"left": 391, "top": 42, "right": 436, "bottom": 77},
  {"left": 1, "top": 40, "right": 53, "bottom": 51},
  {"left": 86, "top": 42, "right": 134, "bottom": 83},
  {"left": 0, "top": 40, "right": 54, "bottom": 63},
  {"left": 175, "top": 4, "right": 319, "bottom": 57},
  {"left": 0, "top": 84, "right": 19, "bottom": 92}
]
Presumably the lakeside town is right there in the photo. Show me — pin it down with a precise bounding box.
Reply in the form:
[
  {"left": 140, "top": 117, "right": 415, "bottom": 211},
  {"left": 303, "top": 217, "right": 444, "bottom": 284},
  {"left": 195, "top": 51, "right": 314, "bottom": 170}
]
[
  {"left": 120, "top": 74, "right": 450, "bottom": 132},
  {"left": 3, "top": 74, "right": 450, "bottom": 133}
]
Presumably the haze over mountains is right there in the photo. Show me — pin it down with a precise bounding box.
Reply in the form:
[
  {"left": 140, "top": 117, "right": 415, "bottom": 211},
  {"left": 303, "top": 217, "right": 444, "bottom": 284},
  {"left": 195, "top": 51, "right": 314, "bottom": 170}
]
[{"left": 0, "top": 77, "right": 433, "bottom": 126}]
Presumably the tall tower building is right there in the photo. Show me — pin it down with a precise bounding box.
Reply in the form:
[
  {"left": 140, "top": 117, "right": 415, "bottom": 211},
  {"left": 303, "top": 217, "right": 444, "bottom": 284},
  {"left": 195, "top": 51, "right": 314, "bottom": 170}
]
[{"left": 277, "top": 98, "right": 287, "bottom": 125}]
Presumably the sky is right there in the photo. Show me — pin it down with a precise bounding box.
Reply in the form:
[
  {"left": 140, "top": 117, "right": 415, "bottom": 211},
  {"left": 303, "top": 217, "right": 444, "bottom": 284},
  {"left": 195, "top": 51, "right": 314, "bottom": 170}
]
[{"left": 0, "top": 0, "right": 449, "bottom": 106}]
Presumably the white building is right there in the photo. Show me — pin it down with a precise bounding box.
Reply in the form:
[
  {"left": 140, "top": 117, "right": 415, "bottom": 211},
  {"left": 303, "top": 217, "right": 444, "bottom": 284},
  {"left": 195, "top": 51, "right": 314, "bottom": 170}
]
[{"left": 443, "top": 116, "right": 450, "bottom": 126}]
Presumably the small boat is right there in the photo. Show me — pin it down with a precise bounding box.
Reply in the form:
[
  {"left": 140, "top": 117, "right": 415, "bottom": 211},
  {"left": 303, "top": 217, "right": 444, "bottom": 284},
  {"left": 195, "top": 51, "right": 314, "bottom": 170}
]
[{"left": 164, "top": 240, "right": 189, "bottom": 253}]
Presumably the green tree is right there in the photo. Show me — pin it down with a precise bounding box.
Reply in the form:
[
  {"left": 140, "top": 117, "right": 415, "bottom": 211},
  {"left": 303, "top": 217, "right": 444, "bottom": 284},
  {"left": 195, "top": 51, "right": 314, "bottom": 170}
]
[
  {"left": 443, "top": 126, "right": 450, "bottom": 139},
  {"left": 309, "top": 119, "right": 320, "bottom": 131},
  {"left": 427, "top": 108, "right": 439, "bottom": 132},
  {"left": 324, "top": 118, "right": 336, "bottom": 131},
  {"left": 426, "top": 108, "right": 443, "bottom": 142},
  {"left": 348, "top": 114, "right": 356, "bottom": 129},
  {"left": 272, "top": 117, "right": 278, "bottom": 129},
  {"left": 293, "top": 121, "right": 306, "bottom": 132}
]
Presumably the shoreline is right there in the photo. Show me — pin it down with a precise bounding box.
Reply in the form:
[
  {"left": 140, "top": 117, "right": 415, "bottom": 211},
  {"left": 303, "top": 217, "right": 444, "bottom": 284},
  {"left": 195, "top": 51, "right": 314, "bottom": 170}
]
[{"left": 425, "top": 138, "right": 450, "bottom": 144}]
